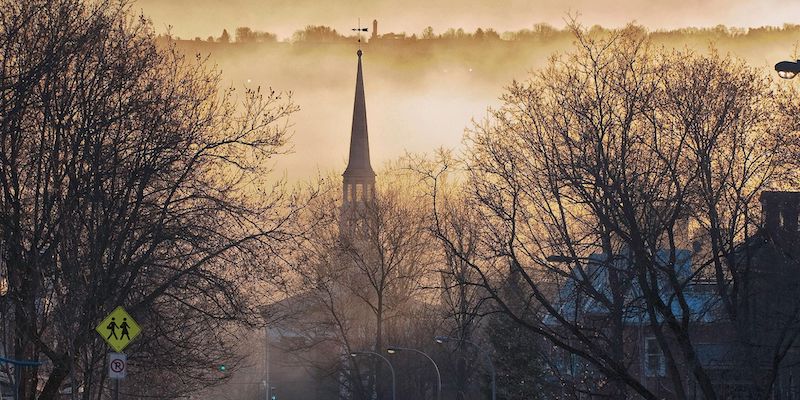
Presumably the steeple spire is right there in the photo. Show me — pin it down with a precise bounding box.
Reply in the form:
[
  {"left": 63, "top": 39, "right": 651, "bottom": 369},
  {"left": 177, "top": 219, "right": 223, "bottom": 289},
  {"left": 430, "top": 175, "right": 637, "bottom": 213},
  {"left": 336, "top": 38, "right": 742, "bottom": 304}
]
[
  {"left": 341, "top": 49, "right": 376, "bottom": 234},
  {"left": 343, "top": 49, "right": 375, "bottom": 178}
]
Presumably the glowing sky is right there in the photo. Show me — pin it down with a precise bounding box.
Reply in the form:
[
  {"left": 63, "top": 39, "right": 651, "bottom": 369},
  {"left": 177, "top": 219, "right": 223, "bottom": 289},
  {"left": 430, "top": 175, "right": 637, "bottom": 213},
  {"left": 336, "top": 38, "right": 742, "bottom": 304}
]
[{"left": 135, "top": 0, "right": 800, "bottom": 40}]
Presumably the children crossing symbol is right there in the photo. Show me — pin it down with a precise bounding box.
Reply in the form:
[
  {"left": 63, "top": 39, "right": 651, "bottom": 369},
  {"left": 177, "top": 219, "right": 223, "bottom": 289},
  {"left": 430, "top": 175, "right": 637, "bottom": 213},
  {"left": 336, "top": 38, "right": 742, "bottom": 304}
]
[{"left": 96, "top": 307, "right": 141, "bottom": 352}]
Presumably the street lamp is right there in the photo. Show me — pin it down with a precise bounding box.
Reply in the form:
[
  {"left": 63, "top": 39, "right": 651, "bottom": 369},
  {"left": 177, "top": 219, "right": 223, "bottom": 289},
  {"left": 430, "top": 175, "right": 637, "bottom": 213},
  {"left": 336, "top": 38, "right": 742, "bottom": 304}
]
[
  {"left": 434, "top": 336, "right": 496, "bottom": 400},
  {"left": 386, "top": 346, "right": 441, "bottom": 400},
  {"left": 350, "top": 351, "right": 396, "bottom": 400},
  {"left": 775, "top": 59, "right": 800, "bottom": 79}
]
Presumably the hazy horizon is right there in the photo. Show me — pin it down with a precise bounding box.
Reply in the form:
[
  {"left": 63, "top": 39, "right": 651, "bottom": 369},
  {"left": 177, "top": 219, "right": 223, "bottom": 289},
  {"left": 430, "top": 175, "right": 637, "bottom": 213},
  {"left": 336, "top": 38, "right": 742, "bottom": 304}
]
[
  {"left": 137, "top": 1, "right": 800, "bottom": 182},
  {"left": 135, "top": 0, "right": 800, "bottom": 41}
]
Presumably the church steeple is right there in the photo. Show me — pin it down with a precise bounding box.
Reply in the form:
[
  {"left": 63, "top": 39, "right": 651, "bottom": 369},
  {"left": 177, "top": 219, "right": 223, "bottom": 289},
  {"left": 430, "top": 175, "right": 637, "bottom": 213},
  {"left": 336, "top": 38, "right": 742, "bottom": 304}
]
[
  {"left": 343, "top": 49, "right": 375, "bottom": 178},
  {"left": 341, "top": 49, "right": 376, "bottom": 233}
]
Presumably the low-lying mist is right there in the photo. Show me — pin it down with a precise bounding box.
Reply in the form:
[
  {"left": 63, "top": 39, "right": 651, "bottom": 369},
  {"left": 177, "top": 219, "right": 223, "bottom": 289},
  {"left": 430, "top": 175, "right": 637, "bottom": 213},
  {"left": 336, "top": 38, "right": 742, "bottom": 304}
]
[{"left": 171, "top": 26, "right": 799, "bottom": 181}]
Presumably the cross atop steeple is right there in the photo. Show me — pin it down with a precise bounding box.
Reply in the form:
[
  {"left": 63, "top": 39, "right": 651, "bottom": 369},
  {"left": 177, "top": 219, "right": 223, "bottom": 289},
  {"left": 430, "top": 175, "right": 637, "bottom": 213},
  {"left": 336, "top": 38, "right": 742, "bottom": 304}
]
[{"left": 351, "top": 18, "right": 368, "bottom": 48}]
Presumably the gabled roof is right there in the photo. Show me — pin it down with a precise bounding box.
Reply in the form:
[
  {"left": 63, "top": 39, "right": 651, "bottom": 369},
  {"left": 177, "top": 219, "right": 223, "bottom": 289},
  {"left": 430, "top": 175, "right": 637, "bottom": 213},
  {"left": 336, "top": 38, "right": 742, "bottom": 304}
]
[{"left": 546, "top": 249, "right": 723, "bottom": 326}]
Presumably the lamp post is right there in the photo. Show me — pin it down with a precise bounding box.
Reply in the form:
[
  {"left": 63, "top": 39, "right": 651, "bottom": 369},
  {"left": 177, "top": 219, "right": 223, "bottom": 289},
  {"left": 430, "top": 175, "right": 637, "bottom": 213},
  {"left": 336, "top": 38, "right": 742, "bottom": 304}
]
[
  {"left": 350, "top": 351, "right": 396, "bottom": 400},
  {"left": 775, "top": 59, "right": 800, "bottom": 79},
  {"left": 434, "top": 336, "right": 496, "bottom": 400},
  {"left": 386, "top": 346, "right": 441, "bottom": 400}
]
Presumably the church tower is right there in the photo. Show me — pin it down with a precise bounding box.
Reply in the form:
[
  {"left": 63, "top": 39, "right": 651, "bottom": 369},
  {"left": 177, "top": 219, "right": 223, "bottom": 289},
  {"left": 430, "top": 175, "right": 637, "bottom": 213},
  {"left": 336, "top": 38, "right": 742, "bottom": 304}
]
[{"left": 340, "top": 49, "right": 376, "bottom": 234}]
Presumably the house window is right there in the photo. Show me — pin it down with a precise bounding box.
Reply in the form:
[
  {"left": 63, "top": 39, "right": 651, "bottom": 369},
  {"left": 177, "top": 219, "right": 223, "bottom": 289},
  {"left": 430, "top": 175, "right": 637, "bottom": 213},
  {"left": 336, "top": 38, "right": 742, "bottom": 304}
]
[{"left": 644, "top": 337, "right": 665, "bottom": 377}]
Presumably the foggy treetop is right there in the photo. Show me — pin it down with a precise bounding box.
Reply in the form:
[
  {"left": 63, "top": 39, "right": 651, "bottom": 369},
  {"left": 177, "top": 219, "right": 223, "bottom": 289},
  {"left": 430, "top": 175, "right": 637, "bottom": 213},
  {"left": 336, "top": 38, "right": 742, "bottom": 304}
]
[{"left": 167, "top": 22, "right": 800, "bottom": 46}]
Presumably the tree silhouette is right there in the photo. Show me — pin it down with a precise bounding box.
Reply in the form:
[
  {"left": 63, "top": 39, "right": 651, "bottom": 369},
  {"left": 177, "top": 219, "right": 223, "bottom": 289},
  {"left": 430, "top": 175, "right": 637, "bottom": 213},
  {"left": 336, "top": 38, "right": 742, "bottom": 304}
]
[
  {"left": 0, "top": 0, "right": 300, "bottom": 398},
  {"left": 236, "top": 26, "right": 277, "bottom": 43},
  {"left": 423, "top": 24, "right": 800, "bottom": 399},
  {"left": 292, "top": 25, "right": 345, "bottom": 42}
]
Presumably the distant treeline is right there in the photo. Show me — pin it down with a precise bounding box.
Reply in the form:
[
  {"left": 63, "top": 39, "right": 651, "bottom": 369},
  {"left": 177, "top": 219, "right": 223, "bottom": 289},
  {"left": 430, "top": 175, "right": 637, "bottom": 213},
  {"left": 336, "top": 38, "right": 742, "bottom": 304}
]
[{"left": 162, "top": 23, "right": 800, "bottom": 44}]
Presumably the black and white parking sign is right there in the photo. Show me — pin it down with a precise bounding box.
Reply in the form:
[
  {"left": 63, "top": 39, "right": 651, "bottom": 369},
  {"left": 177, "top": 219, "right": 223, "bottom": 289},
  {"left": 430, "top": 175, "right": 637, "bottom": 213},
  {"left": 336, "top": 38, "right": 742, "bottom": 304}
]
[{"left": 108, "top": 352, "right": 127, "bottom": 379}]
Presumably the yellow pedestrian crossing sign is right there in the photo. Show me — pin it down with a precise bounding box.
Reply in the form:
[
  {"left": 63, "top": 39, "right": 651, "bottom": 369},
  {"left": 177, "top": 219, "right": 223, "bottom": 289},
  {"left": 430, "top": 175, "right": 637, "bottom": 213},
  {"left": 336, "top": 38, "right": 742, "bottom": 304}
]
[{"left": 96, "top": 307, "right": 141, "bottom": 352}]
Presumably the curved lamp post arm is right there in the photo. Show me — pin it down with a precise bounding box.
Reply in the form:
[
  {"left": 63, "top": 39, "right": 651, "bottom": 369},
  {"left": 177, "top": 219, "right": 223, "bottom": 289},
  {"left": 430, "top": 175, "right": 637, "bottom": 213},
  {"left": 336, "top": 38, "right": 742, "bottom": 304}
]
[
  {"left": 435, "top": 336, "right": 496, "bottom": 400},
  {"left": 387, "top": 346, "right": 441, "bottom": 400},
  {"left": 350, "top": 351, "right": 396, "bottom": 400}
]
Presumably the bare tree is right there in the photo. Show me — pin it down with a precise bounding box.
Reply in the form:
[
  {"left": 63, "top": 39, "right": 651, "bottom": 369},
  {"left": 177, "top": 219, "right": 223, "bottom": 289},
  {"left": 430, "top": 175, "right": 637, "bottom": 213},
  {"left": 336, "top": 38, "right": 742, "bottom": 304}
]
[
  {"left": 0, "top": 0, "right": 300, "bottom": 398},
  {"left": 272, "top": 169, "right": 437, "bottom": 400},
  {"left": 422, "top": 24, "right": 800, "bottom": 399},
  {"left": 408, "top": 151, "right": 495, "bottom": 399}
]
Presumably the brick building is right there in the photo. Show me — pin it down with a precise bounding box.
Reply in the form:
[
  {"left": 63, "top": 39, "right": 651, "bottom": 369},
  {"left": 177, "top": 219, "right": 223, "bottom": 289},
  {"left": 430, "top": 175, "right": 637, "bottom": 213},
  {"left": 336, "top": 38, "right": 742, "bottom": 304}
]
[{"left": 546, "top": 191, "right": 800, "bottom": 399}]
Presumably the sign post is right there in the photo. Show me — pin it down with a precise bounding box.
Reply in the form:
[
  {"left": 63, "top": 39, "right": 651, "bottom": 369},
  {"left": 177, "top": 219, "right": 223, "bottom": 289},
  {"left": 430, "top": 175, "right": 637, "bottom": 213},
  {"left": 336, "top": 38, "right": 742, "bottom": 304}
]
[
  {"left": 108, "top": 353, "right": 126, "bottom": 400},
  {"left": 96, "top": 307, "right": 140, "bottom": 400}
]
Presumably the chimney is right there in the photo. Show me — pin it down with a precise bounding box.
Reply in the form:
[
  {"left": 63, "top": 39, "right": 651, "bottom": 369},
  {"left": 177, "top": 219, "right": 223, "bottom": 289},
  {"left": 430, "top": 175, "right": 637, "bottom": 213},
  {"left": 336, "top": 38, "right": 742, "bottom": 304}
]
[
  {"left": 760, "top": 191, "right": 800, "bottom": 238},
  {"left": 372, "top": 19, "right": 378, "bottom": 40}
]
